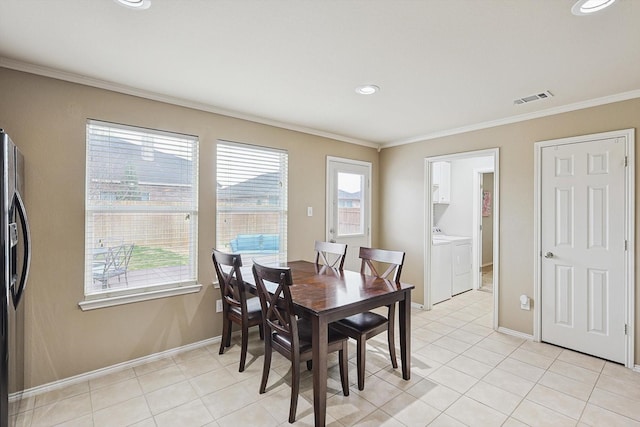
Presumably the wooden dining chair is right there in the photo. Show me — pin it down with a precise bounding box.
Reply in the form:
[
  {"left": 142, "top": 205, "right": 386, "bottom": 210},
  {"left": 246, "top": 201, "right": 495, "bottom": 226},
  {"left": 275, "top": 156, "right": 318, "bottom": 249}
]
[
  {"left": 212, "top": 249, "right": 263, "bottom": 372},
  {"left": 314, "top": 240, "right": 347, "bottom": 270},
  {"left": 333, "top": 247, "right": 405, "bottom": 390},
  {"left": 252, "top": 261, "right": 349, "bottom": 423}
]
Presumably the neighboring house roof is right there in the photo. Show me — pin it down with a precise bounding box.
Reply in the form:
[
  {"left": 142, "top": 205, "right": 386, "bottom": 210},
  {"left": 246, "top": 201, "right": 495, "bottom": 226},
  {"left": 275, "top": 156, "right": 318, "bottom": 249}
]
[
  {"left": 338, "top": 189, "right": 360, "bottom": 200},
  {"left": 217, "top": 172, "right": 282, "bottom": 199},
  {"left": 217, "top": 179, "right": 358, "bottom": 200},
  {"left": 89, "top": 137, "right": 193, "bottom": 186}
]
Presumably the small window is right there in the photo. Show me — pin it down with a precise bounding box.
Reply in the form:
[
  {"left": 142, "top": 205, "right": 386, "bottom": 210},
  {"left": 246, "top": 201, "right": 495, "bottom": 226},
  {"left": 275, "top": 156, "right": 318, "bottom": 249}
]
[
  {"left": 337, "top": 171, "right": 364, "bottom": 236},
  {"left": 83, "top": 120, "right": 199, "bottom": 304},
  {"left": 216, "top": 141, "right": 288, "bottom": 265}
]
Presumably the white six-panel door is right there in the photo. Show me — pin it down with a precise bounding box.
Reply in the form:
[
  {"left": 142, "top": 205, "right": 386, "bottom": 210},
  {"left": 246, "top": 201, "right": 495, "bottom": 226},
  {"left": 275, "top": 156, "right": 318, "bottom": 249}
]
[{"left": 540, "top": 136, "right": 627, "bottom": 363}]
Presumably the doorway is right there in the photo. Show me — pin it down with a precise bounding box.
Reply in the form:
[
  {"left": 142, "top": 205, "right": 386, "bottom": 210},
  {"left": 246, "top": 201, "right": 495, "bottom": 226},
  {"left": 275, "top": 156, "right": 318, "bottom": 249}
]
[
  {"left": 474, "top": 170, "right": 494, "bottom": 293},
  {"left": 424, "top": 149, "right": 499, "bottom": 329},
  {"left": 326, "top": 157, "right": 372, "bottom": 271},
  {"left": 534, "top": 129, "right": 635, "bottom": 366}
]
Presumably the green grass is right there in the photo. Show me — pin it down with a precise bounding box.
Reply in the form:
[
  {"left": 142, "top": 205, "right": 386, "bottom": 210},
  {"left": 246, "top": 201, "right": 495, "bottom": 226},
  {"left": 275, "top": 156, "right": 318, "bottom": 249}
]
[{"left": 128, "top": 245, "right": 188, "bottom": 270}]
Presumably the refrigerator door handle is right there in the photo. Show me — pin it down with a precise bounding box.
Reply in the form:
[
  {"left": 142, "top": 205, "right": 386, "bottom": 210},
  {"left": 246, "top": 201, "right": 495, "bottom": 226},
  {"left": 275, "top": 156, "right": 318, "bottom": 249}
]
[{"left": 11, "top": 191, "right": 30, "bottom": 308}]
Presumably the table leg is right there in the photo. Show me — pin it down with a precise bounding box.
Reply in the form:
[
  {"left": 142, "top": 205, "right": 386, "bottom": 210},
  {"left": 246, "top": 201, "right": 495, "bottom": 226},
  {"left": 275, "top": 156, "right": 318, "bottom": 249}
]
[
  {"left": 311, "top": 314, "right": 328, "bottom": 427},
  {"left": 399, "top": 289, "right": 411, "bottom": 380}
]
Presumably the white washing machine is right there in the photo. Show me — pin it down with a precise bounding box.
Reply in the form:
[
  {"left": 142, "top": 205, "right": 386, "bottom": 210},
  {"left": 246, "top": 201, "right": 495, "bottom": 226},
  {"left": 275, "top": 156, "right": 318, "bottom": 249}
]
[
  {"left": 447, "top": 236, "right": 473, "bottom": 295},
  {"left": 431, "top": 238, "right": 452, "bottom": 304},
  {"left": 432, "top": 230, "right": 473, "bottom": 296}
]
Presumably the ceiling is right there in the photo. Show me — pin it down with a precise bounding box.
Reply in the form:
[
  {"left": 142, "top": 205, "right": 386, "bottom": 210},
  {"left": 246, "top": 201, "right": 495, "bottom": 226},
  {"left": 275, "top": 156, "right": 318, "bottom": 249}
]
[{"left": 1, "top": 0, "right": 639, "bottom": 148}]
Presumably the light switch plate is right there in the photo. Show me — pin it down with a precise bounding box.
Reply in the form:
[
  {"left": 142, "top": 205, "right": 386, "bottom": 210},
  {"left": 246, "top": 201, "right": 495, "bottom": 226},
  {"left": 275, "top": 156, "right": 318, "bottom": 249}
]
[
  {"left": 307, "top": 206, "right": 313, "bottom": 217},
  {"left": 216, "top": 300, "right": 222, "bottom": 312}
]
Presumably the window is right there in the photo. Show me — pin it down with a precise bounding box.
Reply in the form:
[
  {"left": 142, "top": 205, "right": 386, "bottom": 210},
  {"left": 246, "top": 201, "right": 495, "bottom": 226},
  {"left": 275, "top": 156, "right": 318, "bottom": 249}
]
[
  {"left": 337, "top": 171, "right": 364, "bottom": 236},
  {"left": 216, "top": 141, "right": 288, "bottom": 265},
  {"left": 82, "top": 120, "right": 199, "bottom": 308}
]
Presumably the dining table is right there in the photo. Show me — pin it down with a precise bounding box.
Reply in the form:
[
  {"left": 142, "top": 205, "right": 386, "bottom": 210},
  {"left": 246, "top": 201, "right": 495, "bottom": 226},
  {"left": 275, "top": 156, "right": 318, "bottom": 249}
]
[{"left": 242, "top": 260, "right": 414, "bottom": 427}]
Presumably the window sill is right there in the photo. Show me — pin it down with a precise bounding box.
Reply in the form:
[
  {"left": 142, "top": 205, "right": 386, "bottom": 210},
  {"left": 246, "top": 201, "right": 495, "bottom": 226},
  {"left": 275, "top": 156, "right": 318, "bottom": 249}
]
[{"left": 78, "top": 283, "right": 203, "bottom": 311}]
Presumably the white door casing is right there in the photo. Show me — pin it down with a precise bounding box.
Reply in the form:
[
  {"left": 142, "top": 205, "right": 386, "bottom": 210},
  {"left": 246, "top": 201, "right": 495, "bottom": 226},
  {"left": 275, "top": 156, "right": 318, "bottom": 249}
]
[
  {"left": 535, "top": 130, "right": 634, "bottom": 366},
  {"left": 326, "top": 157, "right": 371, "bottom": 271}
]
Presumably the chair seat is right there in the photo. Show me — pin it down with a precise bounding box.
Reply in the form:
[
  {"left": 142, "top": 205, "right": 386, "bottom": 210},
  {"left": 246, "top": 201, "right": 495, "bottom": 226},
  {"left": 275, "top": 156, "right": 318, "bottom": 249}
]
[
  {"left": 273, "top": 319, "right": 347, "bottom": 353},
  {"left": 229, "top": 296, "right": 262, "bottom": 320},
  {"left": 337, "top": 311, "right": 388, "bottom": 332}
]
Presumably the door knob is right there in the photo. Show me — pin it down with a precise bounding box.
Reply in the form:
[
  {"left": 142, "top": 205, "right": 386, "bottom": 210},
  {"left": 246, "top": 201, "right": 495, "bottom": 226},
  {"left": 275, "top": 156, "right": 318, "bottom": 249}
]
[{"left": 544, "top": 252, "right": 554, "bottom": 258}]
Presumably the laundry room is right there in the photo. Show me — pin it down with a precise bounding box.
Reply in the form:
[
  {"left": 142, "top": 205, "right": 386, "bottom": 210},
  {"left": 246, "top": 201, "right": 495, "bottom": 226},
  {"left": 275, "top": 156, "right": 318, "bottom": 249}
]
[{"left": 430, "top": 154, "right": 495, "bottom": 305}]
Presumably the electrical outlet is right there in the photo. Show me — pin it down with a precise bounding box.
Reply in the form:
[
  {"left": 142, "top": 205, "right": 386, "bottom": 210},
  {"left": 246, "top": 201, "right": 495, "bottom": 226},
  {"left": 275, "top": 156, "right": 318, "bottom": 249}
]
[{"left": 216, "top": 300, "right": 222, "bottom": 313}]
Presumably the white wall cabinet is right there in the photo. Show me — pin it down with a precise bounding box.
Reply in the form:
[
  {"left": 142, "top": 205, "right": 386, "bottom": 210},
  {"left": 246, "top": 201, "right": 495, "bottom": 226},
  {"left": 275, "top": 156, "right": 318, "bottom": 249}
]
[{"left": 432, "top": 161, "right": 451, "bottom": 204}]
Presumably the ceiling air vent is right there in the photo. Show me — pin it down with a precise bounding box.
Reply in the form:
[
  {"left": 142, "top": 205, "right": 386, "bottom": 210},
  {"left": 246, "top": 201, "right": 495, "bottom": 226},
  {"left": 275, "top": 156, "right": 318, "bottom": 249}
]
[{"left": 513, "top": 90, "right": 554, "bottom": 105}]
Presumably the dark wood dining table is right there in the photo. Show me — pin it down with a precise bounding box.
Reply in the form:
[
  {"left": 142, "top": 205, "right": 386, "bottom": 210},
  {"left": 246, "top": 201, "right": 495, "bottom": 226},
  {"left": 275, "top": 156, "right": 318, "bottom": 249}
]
[{"left": 242, "top": 260, "right": 414, "bottom": 427}]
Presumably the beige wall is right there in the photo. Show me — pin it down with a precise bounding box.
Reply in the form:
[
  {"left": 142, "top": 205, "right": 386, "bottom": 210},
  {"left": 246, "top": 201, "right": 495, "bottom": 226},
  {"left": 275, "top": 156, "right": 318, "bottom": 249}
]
[
  {"left": 0, "top": 68, "right": 379, "bottom": 388},
  {"left": 379, "top": 98, "right": 640, "bottom": 362}
]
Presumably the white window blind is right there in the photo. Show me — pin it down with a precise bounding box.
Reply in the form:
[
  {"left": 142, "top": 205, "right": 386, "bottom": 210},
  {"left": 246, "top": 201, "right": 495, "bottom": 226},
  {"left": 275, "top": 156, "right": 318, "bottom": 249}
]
[
  {"left": 216, "top": 141, "right": 288, "bottom": 265},
  {"left": 84, "top": 120, "right": 198, "bottom": 299}
]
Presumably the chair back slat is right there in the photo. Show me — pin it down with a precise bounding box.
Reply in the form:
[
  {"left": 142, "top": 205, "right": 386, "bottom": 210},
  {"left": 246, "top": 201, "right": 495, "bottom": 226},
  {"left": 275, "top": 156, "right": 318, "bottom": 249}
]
[
  {"left": 252, "top": 262, "right": 298, "bottom": 345},
  {"left": 92, "top": 243, "right": 134, "bottom": 286},
  {"left": 212, "top": 249, "right": 246, "bottom": 310},
  {"left": 314, "top": 241, "right": 347, "bottom": 269},
  {"left": 112, "top": 244, "right": 134, "bottom": 271},
  {"left": 359, "top": 247, "right": 405, "bottom": 282}
]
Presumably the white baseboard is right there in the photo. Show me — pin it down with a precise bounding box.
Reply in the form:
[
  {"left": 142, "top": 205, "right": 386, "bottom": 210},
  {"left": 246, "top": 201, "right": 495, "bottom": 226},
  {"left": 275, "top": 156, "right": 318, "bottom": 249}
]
[
  {"left": 497, "top": 326, "right": 534, "bottom": 341},
  {"left": 634, "top": 365, "right": 640, "bottom": 373},
  {"left": 17, "top": 335, "right": 222, "bottom": 400},
  {"left": 411, "top": 302, "right": 425, "bottom": 310}
]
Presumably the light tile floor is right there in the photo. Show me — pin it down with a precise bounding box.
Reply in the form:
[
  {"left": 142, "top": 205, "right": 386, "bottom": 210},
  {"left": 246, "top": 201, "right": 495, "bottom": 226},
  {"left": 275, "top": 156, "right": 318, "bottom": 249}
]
[
  {"left": 480, "top": 265, "right": 493, "bottom": 294},
  {"left": 12, "top": 290, "right": 640, "bottom": 426}
]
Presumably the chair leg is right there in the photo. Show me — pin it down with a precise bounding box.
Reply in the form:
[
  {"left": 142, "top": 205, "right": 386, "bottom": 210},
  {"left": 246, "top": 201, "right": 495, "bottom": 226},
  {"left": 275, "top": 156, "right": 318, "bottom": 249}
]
[
  {"left": 306, "top": 360, "right": 312, "bottom": 371},
  {"left": 259, "top": 333, "right": 272, "bottom": 394},
  {"left": 258, "top": 323, "right": 264, "bottom": 340},
  {"left": 219, "top": 316, "right": 229, "bottom": 355},
  {"left": 357, "top": 337, "right": 366, "bottom": 391},
  {"left": 224, "top": 317, "right": 233, "bottom": 348},
  {"left": 239, "top": 323, "right": 249, "bottom": 372},
  {"left": 339, "top": 343, "right": 349, "bottom": 396},
  {"left": 289, "top": 356, "right": 300, "bottom": 423},
  {"left": 387, "top": 304, "right": 398, "bottom": 369}
]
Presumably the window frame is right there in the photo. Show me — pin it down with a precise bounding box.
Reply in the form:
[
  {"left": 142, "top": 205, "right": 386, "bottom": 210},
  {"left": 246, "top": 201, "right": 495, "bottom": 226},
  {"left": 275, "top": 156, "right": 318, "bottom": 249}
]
[
  {"left": 215, "top": 140, "right": 288, "bottom": 267},
  {"left": 79, "top": 120, "right": 201, "bottom": 311}
]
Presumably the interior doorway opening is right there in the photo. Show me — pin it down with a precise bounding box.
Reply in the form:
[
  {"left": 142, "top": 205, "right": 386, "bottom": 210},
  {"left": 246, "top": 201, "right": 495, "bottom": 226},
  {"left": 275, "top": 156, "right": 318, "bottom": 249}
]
[{"left": 424, "top": 148, "right": 499, "bottom": 330}]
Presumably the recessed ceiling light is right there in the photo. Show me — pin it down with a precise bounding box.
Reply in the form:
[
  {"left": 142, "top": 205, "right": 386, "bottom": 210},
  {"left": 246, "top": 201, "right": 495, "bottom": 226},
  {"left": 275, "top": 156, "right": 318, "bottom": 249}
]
[
  {"left": 114, "top": 0, "right": 151, "bottom": 10},
  {"left": 355, "top": 85, "right": 380, "bottom": 95},
  {"left": 571, "top": 0, "right": 616, "bottom": 16}
]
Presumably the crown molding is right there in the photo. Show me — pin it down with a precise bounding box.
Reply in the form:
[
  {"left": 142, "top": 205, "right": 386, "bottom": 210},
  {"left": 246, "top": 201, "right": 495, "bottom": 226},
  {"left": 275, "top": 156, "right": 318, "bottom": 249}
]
[
  {"left": 382, "top": 89, "right": 640, "bottom": 149},
  {"left": 0, "top": 57, "right": 380, "bottom": 150}
]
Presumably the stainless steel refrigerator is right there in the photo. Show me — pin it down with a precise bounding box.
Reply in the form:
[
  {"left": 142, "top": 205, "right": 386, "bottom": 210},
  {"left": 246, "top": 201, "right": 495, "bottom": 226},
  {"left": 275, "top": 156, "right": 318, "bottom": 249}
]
[{"left": 0, "top": 131, "right": 30, "bottom": 427}]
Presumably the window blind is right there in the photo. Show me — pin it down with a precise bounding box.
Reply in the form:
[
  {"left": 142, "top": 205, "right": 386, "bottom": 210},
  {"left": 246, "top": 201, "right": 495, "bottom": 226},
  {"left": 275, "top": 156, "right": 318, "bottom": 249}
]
[
  {"left": 216, "top": 141, "right": 288, "bottom": 266},
  {"left": 84, "top": 120, "right": 198, "bottom": 297}
]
